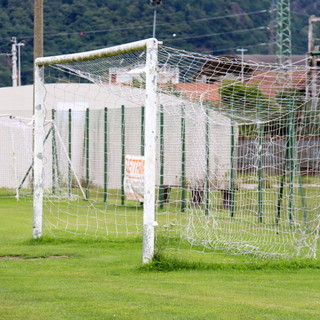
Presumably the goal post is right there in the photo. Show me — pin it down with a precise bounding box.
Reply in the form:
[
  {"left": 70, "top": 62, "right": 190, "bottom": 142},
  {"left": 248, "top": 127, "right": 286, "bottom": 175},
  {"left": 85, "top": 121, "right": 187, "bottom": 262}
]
[
  {"left": 33, "top": 59, "right": 45, "bottom": 239},
  {"left": 142, "top": 39, "right": 158, "bottom": 263},
  {"left": 33, "top": 38, "right": 160, "bottom": 263},
  {"left": 32, "top": 38, "right": 320, "bottom": 262}
]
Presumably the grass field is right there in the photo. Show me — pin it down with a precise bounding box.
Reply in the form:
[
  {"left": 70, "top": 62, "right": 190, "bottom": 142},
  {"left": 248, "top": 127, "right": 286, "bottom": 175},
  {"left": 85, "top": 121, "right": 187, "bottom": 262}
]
[{"left": 0, "top": 197, "right": 320, "bottom": 320}]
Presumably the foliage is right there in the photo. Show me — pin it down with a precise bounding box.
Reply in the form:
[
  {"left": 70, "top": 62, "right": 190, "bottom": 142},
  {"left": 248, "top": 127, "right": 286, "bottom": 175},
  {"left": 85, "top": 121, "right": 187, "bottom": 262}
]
[
  {"left": 219, "top": 79, "right": 267, "bottom": 107},
  {"left": 273, "top": 88, "right": 320, "bottom": 136},
  {"left": 218, "top": 79, "right": 268, "bottom": 136},
  {"left": 218, "top": 81, "right": 320, "bottom": 137},
  {"left": 131, "top": 75, "right": 146, "bottom": 89},
  {"left": 0, "top": 0, "right": 319, "bottom": 87},
  {"left": 274, "top": 87, "right": 307, "bottom": 109}
]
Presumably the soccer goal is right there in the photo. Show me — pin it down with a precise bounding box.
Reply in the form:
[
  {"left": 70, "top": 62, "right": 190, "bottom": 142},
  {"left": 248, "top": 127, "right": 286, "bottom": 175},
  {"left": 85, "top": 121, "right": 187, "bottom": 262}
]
[{"left": 33, "top": 38, "right": 320, "bottom": 262}]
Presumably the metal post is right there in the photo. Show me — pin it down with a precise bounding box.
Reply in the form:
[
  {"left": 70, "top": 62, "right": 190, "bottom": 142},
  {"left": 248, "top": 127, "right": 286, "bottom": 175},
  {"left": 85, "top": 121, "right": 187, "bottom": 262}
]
[
  {"left": 85, "top": 108, "right": 90, "bottom": 200},
  {"left": 152, "top": 10, "right": 157, "bottom": 38},
  {"left": 181, "top": 104, "right": 186, "bottom": 212},
  {"left": 52, "top": 109, "right": 56, "bottom": 195},
  {"left": 17, "top": 40, "right": 25, "bottom": 86},
  {"left": 68, "top": 109, "right": 72, "bottom": 198},
  {"left": 141, "top": 106, "right": 145, "bottom": 156},
  {"left": 33, "top": 63, "right": 45, "bottom": 238},
  {"left": 104, "top": 107, "right": 108, "bottom": 203},
  {"left": 10, "top": 37, "right": 18, "bottom": 87},
  {"left": 121, "top": 105, "right": 125, "bottom": 206},
  {"left": 17, "top": 43, "right": 21, "bottom": 86},
  {"left": 257, "top": 101, "right": 263, "bottom": 223},
  {"left": 276, "top": 140, "right": 288, "bottom": 225},
  {"left": 140, "top": 105, "right": 145, "bottom": 208},
  {"left": 230, "top": 117, "right": 236, "bottom": 217},
  {"left": 142, "top": 39, "right": 158, "bottom": 264},
  {"left": 150, "top": 0, "right": 162, "bottom": 38},
  {"left": 288, "top": 98, "right": 295, "bottom": 223},
  {"left": 236, "top": 48, "right": 247, "bottom": 82},
  {"left": 229, "top": 96, "right": 236, "bottom": 217},
  {"left": 159, "top": 104, "right": 165, "bottom": 209},
  {"left": 204, "top": 105, "right": 210, "bottom": 215}
]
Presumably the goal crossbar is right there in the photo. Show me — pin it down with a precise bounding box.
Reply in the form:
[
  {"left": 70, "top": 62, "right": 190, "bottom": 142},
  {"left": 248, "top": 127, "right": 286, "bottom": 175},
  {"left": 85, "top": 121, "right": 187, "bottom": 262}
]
[{"left": 35, "top": 38, "right": 160, "bottom": 66}]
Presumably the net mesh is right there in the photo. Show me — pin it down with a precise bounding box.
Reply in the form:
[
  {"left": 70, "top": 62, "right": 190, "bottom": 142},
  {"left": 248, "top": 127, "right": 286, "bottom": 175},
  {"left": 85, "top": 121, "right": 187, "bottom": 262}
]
[
  {"left": 37, "top": 42, "right": 319, "bottom": 258},
  {"left": 0, "top": 115, "right": 33, "bottom": 198}
]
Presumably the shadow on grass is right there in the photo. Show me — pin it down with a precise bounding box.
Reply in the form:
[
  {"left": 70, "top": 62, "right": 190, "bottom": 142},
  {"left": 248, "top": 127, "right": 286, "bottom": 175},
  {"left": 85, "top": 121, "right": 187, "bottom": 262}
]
[{"left": 23, "top": 236, "right": 142, "bottom": 246}]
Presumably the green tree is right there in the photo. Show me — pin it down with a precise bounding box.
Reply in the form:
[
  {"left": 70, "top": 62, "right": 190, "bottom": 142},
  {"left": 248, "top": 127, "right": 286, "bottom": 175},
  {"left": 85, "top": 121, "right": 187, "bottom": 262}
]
[{"left": 219, "top": 79, "right": 268, "bottom": 136}]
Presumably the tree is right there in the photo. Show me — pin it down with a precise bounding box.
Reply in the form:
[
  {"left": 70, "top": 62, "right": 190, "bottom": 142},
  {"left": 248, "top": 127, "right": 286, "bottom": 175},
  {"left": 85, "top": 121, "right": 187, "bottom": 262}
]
[{"left": 219, "top": 79, "right": 268, "bottom": 136}]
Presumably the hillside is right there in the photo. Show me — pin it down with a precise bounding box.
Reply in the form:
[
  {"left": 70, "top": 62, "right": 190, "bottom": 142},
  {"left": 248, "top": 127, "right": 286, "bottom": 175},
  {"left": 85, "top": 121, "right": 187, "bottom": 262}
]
[{"left": 0, "top": 0, "right": 319, "bottom": 87}]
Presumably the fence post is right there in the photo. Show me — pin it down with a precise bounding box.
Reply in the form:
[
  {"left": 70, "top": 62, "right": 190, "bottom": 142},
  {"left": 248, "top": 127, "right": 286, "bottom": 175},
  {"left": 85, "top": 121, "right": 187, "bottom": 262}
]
[
  {"left": 181, "top": 104, "right": 186, "bottom": 212},
  {"left": 85, "top": 108, "right": 90, "bottom": 200},
  {"left": 121, "top": 105, "right": 125, "bottom": 206},
  {"left": 68, "top": 109, "right": 72, "bottom": 198},
  {"left": 159, "top": 104, "right": 165, "bottom": 209},
  {"left": 104, "top": 107, "right": 108, "bottom": 202}
]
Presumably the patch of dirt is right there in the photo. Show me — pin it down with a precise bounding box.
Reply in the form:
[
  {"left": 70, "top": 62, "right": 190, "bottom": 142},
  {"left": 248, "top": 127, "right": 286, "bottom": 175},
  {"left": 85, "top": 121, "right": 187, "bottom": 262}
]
[{"left": 0, "top": 255, "right": 70, "bottom": 261}]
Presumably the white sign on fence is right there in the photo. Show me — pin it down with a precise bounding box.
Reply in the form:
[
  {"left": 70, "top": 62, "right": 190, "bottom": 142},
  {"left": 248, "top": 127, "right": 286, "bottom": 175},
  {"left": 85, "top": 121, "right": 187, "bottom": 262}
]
[{"left": 124, "top": 155, "right": 145, "bottom": 202}]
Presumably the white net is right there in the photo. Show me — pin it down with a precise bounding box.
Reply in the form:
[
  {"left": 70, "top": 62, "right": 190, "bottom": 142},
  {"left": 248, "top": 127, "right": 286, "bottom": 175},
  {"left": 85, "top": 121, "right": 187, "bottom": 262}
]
[
  {"left": 0, "top": 115, "right": 33, "bottom": 198},
  {"left": 36, "top": 40, "right": 320, "bottom": 259}
]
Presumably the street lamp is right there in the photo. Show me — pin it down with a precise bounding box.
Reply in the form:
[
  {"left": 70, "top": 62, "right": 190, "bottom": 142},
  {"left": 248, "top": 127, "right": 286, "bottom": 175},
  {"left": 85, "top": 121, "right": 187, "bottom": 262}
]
[
  {"left": 236, "top": 48, "right": 248, "bottom": 82},
  {"left": 150, "top": 0, "right": 162, "bottom": 38},
  {"left": 9, "top": 37, "right": 25, "bottom": 87}
]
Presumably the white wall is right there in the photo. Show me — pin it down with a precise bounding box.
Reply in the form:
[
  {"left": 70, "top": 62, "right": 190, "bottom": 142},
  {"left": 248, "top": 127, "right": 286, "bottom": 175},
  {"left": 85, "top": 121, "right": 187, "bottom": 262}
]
[{"left": 0, "top": 84, "right": 235, "bottom": 192}]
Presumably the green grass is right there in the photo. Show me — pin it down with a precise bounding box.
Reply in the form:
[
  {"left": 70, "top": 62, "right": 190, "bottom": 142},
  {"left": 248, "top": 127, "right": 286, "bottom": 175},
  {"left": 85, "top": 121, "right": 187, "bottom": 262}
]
[{"left": 1, "top": 197, "right": 320, "bottom": 320}]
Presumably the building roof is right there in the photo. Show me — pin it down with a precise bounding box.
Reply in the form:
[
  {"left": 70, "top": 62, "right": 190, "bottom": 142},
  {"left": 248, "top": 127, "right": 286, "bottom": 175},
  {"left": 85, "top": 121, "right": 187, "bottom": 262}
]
[
  {"left": 239, "top": 54, "right": 307, "bottom": 66},
  {"left": 175, "top": 83, "right": 220, "bottom": 103}
]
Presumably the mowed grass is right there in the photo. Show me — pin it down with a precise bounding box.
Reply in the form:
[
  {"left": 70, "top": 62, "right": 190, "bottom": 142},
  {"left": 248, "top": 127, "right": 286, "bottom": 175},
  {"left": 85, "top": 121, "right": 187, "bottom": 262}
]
[{"left": 0, "top": 197, "right": 320, "bottom": 320}]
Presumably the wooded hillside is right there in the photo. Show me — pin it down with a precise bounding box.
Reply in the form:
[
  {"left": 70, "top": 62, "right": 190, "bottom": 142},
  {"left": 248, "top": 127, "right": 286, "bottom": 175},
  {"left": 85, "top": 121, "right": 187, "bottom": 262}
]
[{"left": 0, "top": 0, "right": 319, "bottom": 87}]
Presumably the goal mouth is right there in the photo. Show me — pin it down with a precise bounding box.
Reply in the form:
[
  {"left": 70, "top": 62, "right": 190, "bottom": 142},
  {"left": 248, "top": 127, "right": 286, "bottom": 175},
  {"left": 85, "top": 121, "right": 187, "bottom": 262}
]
[{"left": 30, "top": 38, "right": 320, "bottom": 261}]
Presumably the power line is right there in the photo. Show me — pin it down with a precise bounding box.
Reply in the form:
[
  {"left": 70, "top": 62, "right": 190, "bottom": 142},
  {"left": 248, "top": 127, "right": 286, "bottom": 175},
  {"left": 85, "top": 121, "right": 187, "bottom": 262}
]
[
  {"left": 291, "top": 11, "right": 310, "bottom": 17},
  {"left": 0, "top": 9, "right": 269, "bottom": 41},
  {"left": 44, "top": 9, "right": 269, "bottom": 35},
  {"left": 211, "top": 42, "right": 270, "bottom": 54},
  {"left": 163, "top": 26, "right": 268, "bottom": 42}
]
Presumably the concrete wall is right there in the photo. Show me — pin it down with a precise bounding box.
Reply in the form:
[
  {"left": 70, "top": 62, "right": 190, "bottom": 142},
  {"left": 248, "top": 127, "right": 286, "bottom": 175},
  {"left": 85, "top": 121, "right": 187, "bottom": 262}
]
[{"left": 0, "top": 84, "right": 234, "bottom": 191}]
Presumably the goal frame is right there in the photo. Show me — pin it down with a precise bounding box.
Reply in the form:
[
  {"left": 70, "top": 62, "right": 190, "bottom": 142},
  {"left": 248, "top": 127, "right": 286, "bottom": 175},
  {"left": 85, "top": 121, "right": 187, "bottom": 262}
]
[{"left": 33, "top": 38, "right": 160, "bottom": 263}]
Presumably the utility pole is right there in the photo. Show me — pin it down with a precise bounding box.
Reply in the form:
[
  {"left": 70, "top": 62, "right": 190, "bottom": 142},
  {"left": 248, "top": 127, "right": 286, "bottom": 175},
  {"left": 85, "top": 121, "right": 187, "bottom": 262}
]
[
  {"left": 150, "top": 0, "right": 162, "bottom": 38},
  {"left": 34, "top": 0, "right": 43, "bottom": 118},
  {"left": 34, "top": 0, "right": 43, "bottom": 60},
  {"left": 17, "top": 40, "right": 25, "bottom": 86},
  {"left": 10, "top": 37, "right": 18, "bottom": 87},
  {"left": 32, "top": 0, "right": 44, "bottom": 193},
  {"left": 275, "top": 0, "right": 292, "bottom": 85},
  {"left": 275, "top": 0, "right": 292, "bottom": 66},
  {"left": 268, "top": 0, "right": 277, "bottom": 54}
]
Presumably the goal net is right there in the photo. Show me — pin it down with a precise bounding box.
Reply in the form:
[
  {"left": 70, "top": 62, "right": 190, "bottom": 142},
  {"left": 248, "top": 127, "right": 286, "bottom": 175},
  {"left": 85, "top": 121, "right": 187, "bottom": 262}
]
[
  {"left": 0, "top": 114, "right": 34, "bottom": 198},
  {"left": 33, "top": 38, "right": 320, "bottom": 261}
]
